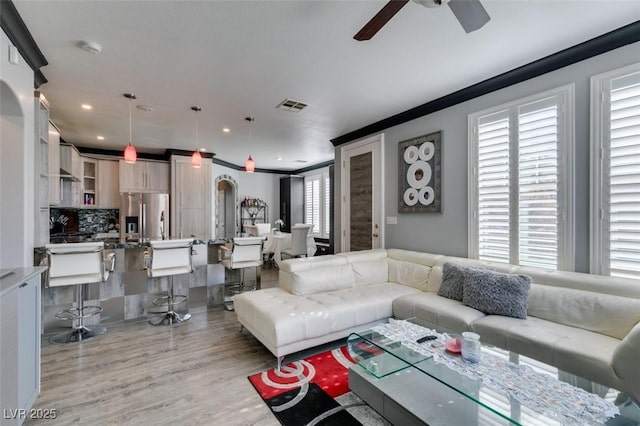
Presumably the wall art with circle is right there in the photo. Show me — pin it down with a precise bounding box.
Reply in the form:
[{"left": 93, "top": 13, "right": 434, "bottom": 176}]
[{"left": 398, "top": 131, "right": 441, "bottom": 213}]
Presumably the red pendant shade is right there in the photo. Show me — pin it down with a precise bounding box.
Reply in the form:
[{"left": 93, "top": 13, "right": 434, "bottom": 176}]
[
  {"left": 191, "top": 150, "right": 202, "bottom": 168},
  {"left": 124, "top": 143, "right": 137, "bottom": 164},
  {"left": 245, "top": 156, "right": 255, "bottom": 173}
]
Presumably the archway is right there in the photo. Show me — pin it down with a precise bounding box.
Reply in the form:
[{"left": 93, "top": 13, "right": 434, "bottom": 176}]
[
  {"left": 214, "top": 174, "right": 238, "bottom": 239},
  {"left": 0, "top": 80, "right": 26, "bottom": 268}
]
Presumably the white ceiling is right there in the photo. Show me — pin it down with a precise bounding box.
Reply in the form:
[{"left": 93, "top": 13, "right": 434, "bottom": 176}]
[{"left": 13, "top": 0, "right": 640, "bottom": 171}]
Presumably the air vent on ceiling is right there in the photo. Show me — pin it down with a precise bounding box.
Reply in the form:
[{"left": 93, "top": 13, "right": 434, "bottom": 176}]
[
  {"left": 276, "top": 98, "right": 307, "bottom": 112},
  {"left": 294, "top": 160, "right": 309, "bottom": 163}
]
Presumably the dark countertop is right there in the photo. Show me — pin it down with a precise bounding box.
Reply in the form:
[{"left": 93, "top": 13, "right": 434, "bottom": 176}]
[{"left": 34, "top": 237, "right": 229, "bottom": 252}]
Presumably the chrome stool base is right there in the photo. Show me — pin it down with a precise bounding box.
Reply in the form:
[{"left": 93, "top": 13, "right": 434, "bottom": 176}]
[
  {"left": 49, "top": 325, "right": 106, "bottom": 344},
  {"left": 149, "top": 311, "right": 191, "bottom": 326},
  {"left": 152, "top": 294, "right": 188, "bottom": 307}
]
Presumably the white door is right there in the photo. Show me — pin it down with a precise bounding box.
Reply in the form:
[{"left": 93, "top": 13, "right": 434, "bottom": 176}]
[{"left": 341, "top": 134, "right": 384, "bottom": 252}]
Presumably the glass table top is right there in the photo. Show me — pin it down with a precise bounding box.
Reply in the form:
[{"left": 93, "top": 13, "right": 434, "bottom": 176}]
[{"left": 347, "top": 320, "right": 640, "bottom": 426}]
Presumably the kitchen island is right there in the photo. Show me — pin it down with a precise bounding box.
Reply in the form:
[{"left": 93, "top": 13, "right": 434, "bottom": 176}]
[{"left": 34, "top": 238, "right": 236, "bottom": 334}]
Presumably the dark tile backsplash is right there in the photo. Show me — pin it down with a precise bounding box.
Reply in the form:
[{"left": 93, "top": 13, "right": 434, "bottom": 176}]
[{"left": 50, "top": 208, "right": 120, "bottom": 235}]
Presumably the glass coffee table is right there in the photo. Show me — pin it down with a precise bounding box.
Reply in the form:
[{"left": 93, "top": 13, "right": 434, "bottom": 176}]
[{"left": 347, "top": 320, "right": 640, "bottom": 426}]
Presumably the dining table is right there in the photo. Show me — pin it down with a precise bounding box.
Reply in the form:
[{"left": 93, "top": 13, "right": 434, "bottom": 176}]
[{"left": 263, "top": 231, "right": 317, "bottom": 267}]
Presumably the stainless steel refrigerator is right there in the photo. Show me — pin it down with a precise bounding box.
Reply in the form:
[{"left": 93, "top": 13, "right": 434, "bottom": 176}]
[{"left": 120, "top": 193, "right": 169, "bottom": 242}]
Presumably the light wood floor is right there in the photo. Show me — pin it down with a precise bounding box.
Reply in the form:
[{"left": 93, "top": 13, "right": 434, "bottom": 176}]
[{"left": 26, "top": 268, "right": 288, "bottom": 425}]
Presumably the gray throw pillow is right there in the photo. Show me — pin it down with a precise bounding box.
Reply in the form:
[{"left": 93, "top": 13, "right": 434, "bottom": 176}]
[
  {"left": 462, "top": 269, "right": 532, "bottom": 319},
  {"left": 438, "top": 262, "right": 474, "bottom": 301}
]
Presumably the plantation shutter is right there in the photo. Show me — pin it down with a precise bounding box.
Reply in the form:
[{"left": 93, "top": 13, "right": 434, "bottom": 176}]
[
  {"left": 608, "top": 72, "right": 640, "bottom": 279},
  {"left": 477, "top": 110, "right": 510, "bottom": 263},
  {"left": 324, "top": 174, "right": 331, "bottom": 236},
  {"left": 517, "top": 97, "right": 559, "bottom": 269},
  {"left": 305, "top": 176, "right": 321, "bottom": 234}
]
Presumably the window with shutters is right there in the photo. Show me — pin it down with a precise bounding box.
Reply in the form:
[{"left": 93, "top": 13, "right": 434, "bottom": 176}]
[
  {"left": 304, "top": 169, "right": 330, "bottom": 238},
  {"left": 468, "top": 85, "right": 574, "bottom": 270},
  {"left": 591, "top": 63, "right": 640, "bottom": 279}
]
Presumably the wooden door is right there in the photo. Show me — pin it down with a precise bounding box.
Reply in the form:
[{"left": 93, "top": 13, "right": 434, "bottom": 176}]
[{"left": 342, "top": 135, "right": 384, "bottom": 252}]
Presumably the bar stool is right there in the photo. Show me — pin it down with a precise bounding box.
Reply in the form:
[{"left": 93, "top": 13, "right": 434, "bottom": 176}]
[
  {"left": 45, "top": 242, "right": 115, "bottom": 344},
  {"left": 145, "top": 238, "right": 194, "bottom": 325},
  {"left": 221, "top": 236, "right": 264, "bottom": 310}
]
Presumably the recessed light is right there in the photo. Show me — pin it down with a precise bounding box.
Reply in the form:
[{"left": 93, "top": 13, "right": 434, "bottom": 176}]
[
  {"left": 97, "top": 136, "right": 105, "bottom": 140},
  {"left": 199, "top": 148, "right": 207, "bottom": 152},
  {"left": 81, "top": 104, "right": 92, "bottom": 110},
  {"left": 222, "top": 128, "right": 230, "bottom": 133},
  {"left": 277, "top": 156, "right": 282, "bottom": 161}
]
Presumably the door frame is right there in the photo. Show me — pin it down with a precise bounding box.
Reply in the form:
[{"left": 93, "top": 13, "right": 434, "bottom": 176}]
[{"left": 340, "top": 133, "right": 385, "bottom": 252}]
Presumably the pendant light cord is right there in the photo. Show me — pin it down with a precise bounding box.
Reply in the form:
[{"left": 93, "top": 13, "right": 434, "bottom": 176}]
[{"left": 129, "top": 96, "right": 132, "bottom": 144}]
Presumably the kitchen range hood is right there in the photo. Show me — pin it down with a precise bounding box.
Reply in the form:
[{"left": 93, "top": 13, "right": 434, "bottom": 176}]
[{"left": 59, "top": 143, "right": 81, "bottom": 181}]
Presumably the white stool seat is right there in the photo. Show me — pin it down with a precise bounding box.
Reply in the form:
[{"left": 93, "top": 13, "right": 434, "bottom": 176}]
[
  {"left": 45, "top": 242, "right": 115, "bottom": 344},
  {"left": 221, "top": 237, "right": 265, "bottom": 310},
  {"left": 145, "top": 238, "right": 194, "bottom": 326}
]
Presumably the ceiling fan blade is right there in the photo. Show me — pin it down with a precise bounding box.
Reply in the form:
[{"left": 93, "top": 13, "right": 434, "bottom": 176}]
[
  {"left": 354, "top": 0, "right": 410, "bottom": 41},
  {"left": 447, "top": 0, "right": 490, "bottom": 33}
]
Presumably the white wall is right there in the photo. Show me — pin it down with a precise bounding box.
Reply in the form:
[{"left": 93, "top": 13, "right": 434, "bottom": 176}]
[
  {"left": 0, "top": 29, "right": 35, "bottom": 268},
  {"left": 335, "top": 42, "right": 640, "bottom": 273},
  {"left": 211, "top": 162, "right": 284, "bottom": 235},
  {"left": 238, "top": 170, "right": 284, "bottom": 226}
]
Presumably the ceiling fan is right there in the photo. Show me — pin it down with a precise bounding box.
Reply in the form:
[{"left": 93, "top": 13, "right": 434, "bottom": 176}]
[{"left": 354, "top": 0, "right": 490, "bottom": 41}]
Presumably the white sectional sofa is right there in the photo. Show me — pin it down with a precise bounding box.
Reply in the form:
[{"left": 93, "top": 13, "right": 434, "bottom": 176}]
[{"left": 233, "top": 248, "right": 640, "bottom": 403}]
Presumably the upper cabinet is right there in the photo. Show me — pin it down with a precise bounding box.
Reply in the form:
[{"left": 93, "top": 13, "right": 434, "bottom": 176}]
[
  {"left": 82, "top": 158, "right": 97, "bottom": 206},
  {"left": 48, "top": 123, "right": 60, "bottom": 206},
  {"left": 97, "top": 160, "right": 120, "bottom": 209},
  {"left": 34, "top": 93, "right": 50, "bottom": 246},
  {"left": 119, "top": 160, "right": 169, "bottom": 193},
  {"left": 82, "top": 158, "right": 120, "bottom": 209}
]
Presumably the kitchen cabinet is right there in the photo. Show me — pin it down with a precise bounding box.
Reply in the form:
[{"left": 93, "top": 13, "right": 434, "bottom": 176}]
[
  {"left": 171, "top": 155, "right": 212, "bottom": 238},
  {"left": 48, "top": 123, "right": 60, "bottom": 206},
  {"left": 97, "top": 160, "right": 120, "bottom": 209},
  {"left": 279, "top": 175, "right": 304, "bottom": 233},
  {"left": 0, "top": 267, "right": 45, "bottom": 426},
  {"left": 59, "top": 143, "right": 81, "bottom": 180},
  {"left": 59, "top": 144, "right": 82, "bottom": 207},
  {"left": 82, "top": 158, "right": 97, "bottom": 206},
  {"left": 119, "top": 160, "right": 169, "bottom": 193},
  {"left": 80, "top": 158, "right": 119, "bottom": 209},
  {"left": 33, "top": 93, "right": 50, "bottom": 246}
]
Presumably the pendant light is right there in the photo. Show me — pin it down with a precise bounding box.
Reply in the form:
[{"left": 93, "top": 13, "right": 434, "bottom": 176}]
[
  {"left": 245, "top": 155, "right": 255, "bottom": 173},
  {"left": 245, "top": 116, "right": 255, "bottom": 173},
  {"left": 123, "top": 93, "right": 137, "bottom": 164},
  {"left": 191, "top": 106, "right": 202, "bottom": 168}
]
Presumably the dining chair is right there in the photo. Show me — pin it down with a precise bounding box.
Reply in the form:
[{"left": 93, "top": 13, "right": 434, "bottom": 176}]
[
  {"left": 281, "top": 224, "right": 312, "bottom": 260},
  {"left": 221, "top": 236, "right": 265, "bottom": 310},
  {"left": 45, "top": 242, "right": 115, "bottom": 344}
]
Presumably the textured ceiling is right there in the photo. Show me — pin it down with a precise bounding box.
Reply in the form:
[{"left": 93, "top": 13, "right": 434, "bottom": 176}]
[{"left": 13, "top": 0, "right": 640, "bottom": 170}]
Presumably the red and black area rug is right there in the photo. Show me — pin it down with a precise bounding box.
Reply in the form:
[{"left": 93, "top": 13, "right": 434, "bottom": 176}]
[{"left": 249, "top": 346, "right": 365, "bottom": 426}]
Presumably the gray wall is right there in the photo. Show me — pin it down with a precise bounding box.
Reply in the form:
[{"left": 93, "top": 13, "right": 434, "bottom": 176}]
[{"left": 335, "top": 41, "right": 640, "bottom": 273}]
